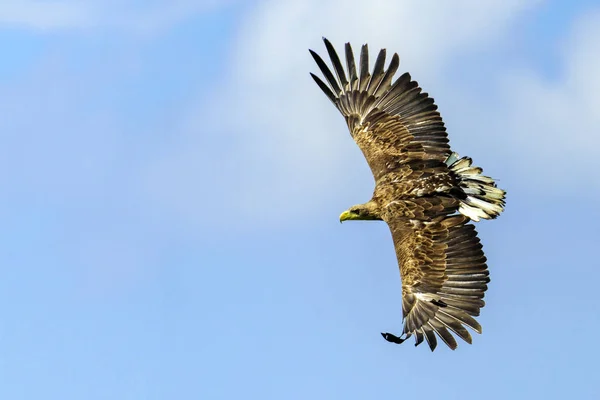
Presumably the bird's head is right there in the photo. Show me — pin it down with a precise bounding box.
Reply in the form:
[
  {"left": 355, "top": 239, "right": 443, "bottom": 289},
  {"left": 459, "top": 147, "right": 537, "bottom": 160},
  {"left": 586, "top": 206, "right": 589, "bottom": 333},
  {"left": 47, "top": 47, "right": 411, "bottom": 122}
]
[{"left": 339, "top": 201, "right": 382, "bottom": 223}]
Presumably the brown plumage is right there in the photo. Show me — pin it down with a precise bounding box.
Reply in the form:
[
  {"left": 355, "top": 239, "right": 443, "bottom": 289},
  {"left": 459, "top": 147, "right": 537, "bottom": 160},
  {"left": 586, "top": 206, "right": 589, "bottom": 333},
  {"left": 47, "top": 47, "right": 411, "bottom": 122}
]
[{"left": 310, "top": 38, "right": 506, "bottom": 351}]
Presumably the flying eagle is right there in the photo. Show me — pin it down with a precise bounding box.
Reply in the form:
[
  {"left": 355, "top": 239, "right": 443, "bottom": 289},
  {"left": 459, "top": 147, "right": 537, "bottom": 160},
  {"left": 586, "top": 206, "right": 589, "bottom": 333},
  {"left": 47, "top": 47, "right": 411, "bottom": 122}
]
[{"left": 309, "top": 38, "right": 506, "bottom": 351}]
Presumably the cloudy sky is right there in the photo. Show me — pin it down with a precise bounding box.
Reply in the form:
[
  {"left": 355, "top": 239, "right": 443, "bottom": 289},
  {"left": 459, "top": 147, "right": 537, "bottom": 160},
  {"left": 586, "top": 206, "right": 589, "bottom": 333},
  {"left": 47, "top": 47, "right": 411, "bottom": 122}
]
[{"left": 1, "top": 0, "right": 599, "bottom": 398}]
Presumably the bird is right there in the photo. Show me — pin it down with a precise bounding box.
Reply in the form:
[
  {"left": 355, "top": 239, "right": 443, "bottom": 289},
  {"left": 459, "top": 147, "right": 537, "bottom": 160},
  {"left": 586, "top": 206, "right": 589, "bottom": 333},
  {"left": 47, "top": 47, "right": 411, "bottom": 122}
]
[{"left": 309, "top": 38, "right": 506, "bottom": 351}]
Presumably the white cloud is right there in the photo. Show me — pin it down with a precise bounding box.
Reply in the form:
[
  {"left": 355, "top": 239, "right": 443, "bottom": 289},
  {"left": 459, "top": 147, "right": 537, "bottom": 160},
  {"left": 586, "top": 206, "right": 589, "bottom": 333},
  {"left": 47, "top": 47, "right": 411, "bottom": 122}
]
[
  {"left": 496, "top": 10, "right": 600, "bottom": 189},
  {"left": 0, "top": 0, "right": 230, "bottom": 32},
  {"left": 0, "top": 2, "right": 92, "bottom": 29},
  {"left": 145, "top": 0, "right": 543, "bottom": 228}
]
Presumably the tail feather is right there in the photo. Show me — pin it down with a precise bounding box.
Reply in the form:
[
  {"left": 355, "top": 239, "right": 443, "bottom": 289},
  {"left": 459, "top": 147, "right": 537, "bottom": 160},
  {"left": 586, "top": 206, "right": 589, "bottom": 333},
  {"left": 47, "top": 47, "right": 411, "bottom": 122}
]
[{"left": 446, "top": 152, "right": 506, "bottom": 222}]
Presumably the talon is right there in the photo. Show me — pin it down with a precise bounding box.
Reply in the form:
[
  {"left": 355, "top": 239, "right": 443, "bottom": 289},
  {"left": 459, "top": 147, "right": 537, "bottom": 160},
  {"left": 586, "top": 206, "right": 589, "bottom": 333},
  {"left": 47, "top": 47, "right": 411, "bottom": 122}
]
[{"left": 381, "top": 332, "right": 407, "bottom": 344}]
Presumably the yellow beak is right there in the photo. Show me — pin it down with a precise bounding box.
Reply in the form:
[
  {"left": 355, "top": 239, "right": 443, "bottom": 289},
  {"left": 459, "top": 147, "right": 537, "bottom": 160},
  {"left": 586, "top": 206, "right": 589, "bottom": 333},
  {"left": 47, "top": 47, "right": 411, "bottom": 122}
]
[{"left": 339, "top": 210, "right": 352, "bottom": 223}]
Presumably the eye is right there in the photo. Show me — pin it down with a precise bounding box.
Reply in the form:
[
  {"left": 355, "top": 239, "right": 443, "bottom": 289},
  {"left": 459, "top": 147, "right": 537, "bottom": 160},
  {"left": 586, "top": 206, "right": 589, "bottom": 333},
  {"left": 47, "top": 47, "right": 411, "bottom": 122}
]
[{"left": 350, "top": 209, "right": 360, "bottom": 215}]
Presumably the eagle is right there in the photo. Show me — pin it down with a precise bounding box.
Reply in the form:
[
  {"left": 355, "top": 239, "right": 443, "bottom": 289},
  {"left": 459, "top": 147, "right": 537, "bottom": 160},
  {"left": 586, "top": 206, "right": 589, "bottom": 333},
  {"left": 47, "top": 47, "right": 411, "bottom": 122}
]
[{"left": 309, "top": 38, "right": 506, "bottom": 351}]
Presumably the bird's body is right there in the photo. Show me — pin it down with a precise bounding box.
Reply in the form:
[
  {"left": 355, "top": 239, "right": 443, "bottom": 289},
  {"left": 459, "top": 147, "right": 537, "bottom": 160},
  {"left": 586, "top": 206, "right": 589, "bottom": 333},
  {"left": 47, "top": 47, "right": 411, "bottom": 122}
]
[{"left": 310, "top": 38, "right": 506, "bottom": 351}]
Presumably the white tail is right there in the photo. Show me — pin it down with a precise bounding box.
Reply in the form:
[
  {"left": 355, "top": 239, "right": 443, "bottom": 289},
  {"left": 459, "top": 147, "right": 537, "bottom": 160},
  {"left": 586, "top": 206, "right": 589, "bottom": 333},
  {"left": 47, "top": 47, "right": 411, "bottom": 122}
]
[{"left": 446, "top": 152, "right": 506, "bottom": 222}]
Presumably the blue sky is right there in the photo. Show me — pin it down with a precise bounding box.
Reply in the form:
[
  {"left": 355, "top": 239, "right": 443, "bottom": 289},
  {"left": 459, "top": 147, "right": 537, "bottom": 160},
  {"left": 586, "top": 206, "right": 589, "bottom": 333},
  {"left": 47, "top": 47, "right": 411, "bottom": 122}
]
[{"left": 0, "top": 0, "right": 599, "bottom": 398}]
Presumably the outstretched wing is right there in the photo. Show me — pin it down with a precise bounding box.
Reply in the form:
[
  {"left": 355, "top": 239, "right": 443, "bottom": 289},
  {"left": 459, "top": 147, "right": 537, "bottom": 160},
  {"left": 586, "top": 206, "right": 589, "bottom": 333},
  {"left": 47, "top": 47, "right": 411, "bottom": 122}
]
[
  {"left": 385, "top": 214, "right": 489, "bottom": 351},
  {"left": 310, "top": 38, "right": 451, "bottom": 181}
]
